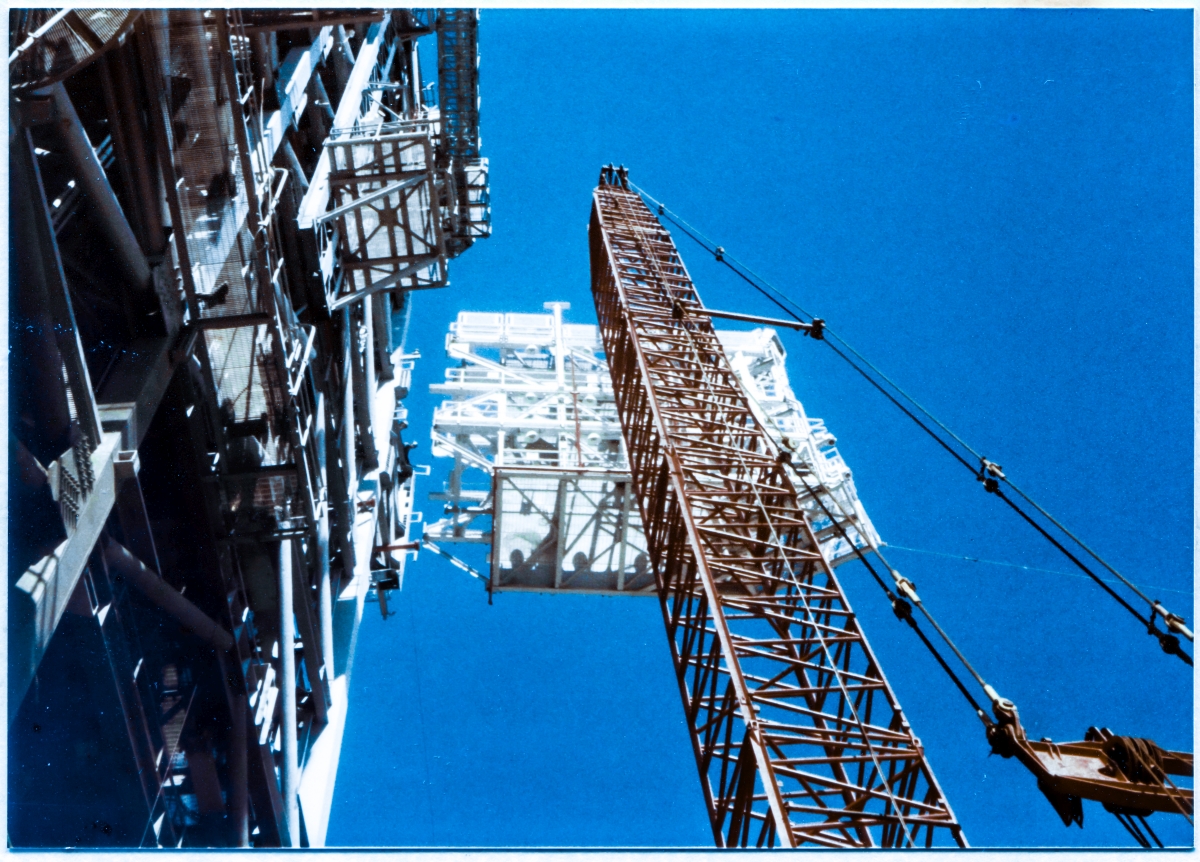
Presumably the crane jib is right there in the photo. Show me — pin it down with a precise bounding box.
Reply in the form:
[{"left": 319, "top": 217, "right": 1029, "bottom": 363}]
[{"left": 587, "top": 165, "right": 967, "bottom": 849}]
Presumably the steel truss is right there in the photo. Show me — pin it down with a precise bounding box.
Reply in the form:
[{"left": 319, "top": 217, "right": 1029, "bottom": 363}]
[
  {"left": 300, "top": 10, "right": 489, "bottom": 311},
  {"left": 589, "top": 169, "right": 965, "bottom": 848}
]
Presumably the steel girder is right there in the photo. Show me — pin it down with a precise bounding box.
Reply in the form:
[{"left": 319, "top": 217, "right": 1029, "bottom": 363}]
[{"left": 588, "top": 172, "right": 966, "bottom": 849}]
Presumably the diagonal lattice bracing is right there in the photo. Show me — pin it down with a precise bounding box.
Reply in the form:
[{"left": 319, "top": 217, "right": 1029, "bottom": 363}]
[{"left": 588, "top": 169, "right": 966, "bottom": 848}]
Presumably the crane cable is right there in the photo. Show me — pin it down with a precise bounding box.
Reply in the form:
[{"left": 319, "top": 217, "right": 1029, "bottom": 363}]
[
  {"left": 789, "top": 466, "right": 997, "bottom": 726},
  {"left": 629, "top": 182, "right": 1192, "bottom": 667}
]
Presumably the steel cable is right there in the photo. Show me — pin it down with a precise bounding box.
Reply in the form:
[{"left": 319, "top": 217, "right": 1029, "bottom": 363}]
[
  {"left": 630, "top": 182, "right": 1192, "bottom": 666},
  {"left": 789, "top": 468, "right": 994, "bottom": 726}
]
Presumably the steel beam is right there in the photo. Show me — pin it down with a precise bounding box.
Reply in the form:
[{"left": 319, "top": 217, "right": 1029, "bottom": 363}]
[
  {"left": 279, "top": 539, "right": 300, "bottom": 847},
  {"left": 10, "top": 431, "right": 122, "bottom": 724},
  {"left": 14, "top": 125, "right": 103, "bottom": 444},
  {"left": 41, "top": 83, "right": 151, "bottom": 289},
  {"left": 315, "top": 393, "right": 337, "bottom": 683},
  {"left": 297, "top": 14, "right": 391, "bottom": 228},
  {"left": 102, "top": 540, "right": 235, "bottom": 651}
]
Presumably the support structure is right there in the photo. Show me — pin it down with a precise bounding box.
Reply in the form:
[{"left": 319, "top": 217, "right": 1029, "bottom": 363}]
[
  {"left": 8, "top": 8, "right": 484, "bottom": 848},
  {"left": 588, "top": 166, "right": 965, "bottom": 848}
]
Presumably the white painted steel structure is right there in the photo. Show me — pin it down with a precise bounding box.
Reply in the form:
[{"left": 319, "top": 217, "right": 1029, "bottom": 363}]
[{"left": 425, "top": 304, "right": 880, "bottom": 596}]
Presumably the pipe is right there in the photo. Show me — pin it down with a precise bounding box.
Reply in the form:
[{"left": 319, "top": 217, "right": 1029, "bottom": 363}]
[
  {"left": 355, "top": 302, "right": 379, "bottom": 471},
  {"left": 102, "top": 540, "right": 234, "bottom": 651},
  {"left": 311, "top": 70, "right": 337, "bottom": 123},
  {"left": 109, "top": 45, "right": 165, "bottom": 256},
  {"left": 133, "top": 13, "right": 200, "bottom": 319},
  {"left": 335, "top": 25, "right": 357, "bottom": 67},
  {"left": 282, "top": 139, "right": 310, "bottom": 192},
  {"left": 253, "top": 32, "right": 276, "bottom": 103},
  {"left": 95, "top": 56, "right": 143, "bottom": 246},
  {"left": 43, "top": 83, "right": 151, "bottom": 289},
  {"left": 278, "top": 539, "right": 300, "bottom": 847},
  {"left": 372, "top": 293, "right": 394, "bottom": 382},
  {"left": 407, "top": 38, "right": 422, "bottom": 113},
  {"left": 315, "top": 393, "right": 336, "bottom": 683}
]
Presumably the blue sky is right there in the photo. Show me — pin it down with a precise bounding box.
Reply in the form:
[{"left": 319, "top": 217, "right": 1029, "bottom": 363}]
[{"left": 329, "top": 9, "right": 1193, "bottom": 848}]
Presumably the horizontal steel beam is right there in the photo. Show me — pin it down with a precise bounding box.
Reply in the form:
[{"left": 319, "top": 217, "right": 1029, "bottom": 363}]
[
  {"left": 193, "top": 313, "right": 273, "bottom": 330},
  {"left": 241, "top": 11, "right": 396, "bottom": 34}
]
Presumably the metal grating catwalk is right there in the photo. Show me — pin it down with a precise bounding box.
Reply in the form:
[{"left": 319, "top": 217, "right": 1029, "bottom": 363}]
[{"left": 588, "top": 167, "right": 966, "bottom": 849}]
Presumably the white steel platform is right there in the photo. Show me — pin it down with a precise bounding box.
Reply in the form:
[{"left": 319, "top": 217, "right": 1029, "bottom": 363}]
[{"left": 425, "top": 303, "right": 880, "bottom": 596}]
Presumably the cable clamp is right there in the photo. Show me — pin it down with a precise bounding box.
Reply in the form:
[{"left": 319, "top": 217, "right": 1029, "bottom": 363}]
[
  {"left": 714, "top": 246, "right": 724, "bottom": 262},
  {"left": 891, "top": 571, "right": 920, "bottom": 603},
  {"left": 805, "top": 318, "right": 825, "bottom": 340},
  {"left": 1151, "top": 601, "right": 1193, "bottom": 641},
  {"left": 978, "top": 457, "right": 1005, "bottom": 492}
]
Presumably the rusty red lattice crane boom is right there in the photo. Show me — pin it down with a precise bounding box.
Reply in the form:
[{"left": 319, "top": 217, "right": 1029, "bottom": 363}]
[{"left": 587, "top": 166, "right": 966, "bottom": 848}]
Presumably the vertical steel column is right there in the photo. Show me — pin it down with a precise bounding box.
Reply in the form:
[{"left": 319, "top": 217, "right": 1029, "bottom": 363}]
[
  {"left": 341, "top": 308, "right": 359, "bottom": 494},
  {"left": 315, "top": 393, "right": 337, "bottom": 682},
  {"left": 351, "top": 304, "right": 378, "bottom": 471},
  {"left": 15, "top": 126, "right": 104, "bottom": 446},
  {"left": 278, "top": 540, "right": 300, "bottom": 847},
  {"left": 107, "top": 44, "right": 165, "bottom": 256},
  {"left": 291, "top": 547, "right": 329, "bottom": 725},
  {"left": 588, "top": 170, "right": 966, "bottom": 849},
  {"left": 372, "top": 294, "right": 394, "bottom": 382}
]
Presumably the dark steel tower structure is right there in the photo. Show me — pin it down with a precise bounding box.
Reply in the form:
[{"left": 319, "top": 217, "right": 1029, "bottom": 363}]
[
  {"left": 8, "top": 8, "right": 486, "bottom": 847},
  {"left": 588, "top": 167, "right": 966, "bottom": 848}
]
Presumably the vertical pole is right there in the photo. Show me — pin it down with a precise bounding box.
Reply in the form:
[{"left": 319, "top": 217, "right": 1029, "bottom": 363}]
[
  {"left": 372, "top": 293, "right": 394, "bottom": 381},
  {"left": 553, "top": 480, "right": 566, "bottom": 590},
  {"left": 11, "top": 129, "right": 74, "bottom": 449},
  {"left": 230, "top": 690, "right": 249, "bottom": 846},
  {"left": 351, "top": 304, "right": 378, "bottom": 470},
  {"left": 362, "top": 297, "right": 377, "bottom": 446},
  {"left": 315, "top": 393, "right": 335, "bottom": 684},
  {"left": 278, "top": 540, "right": 299, "bottom": 847},
  {"left": 341, "top": 308, "right": 358, "bottom": 493},
  {"left": 616, "top": 481, "right": 632, "bottom": 592}
]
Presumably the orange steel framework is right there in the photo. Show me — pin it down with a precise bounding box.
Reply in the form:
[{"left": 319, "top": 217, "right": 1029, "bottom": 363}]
[{"left": 588, "top": 166, "right": 966, "bottom": 849}]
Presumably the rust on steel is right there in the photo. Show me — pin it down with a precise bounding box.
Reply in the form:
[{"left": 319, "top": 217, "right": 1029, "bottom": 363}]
[{"left": 588, "top": 165, "right": 966, "bottom": 848}]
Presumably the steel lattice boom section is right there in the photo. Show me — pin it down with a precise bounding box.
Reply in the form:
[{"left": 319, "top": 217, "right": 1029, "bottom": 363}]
[{"left": 588, "top": 169, "right": 965, "bottom": 849}]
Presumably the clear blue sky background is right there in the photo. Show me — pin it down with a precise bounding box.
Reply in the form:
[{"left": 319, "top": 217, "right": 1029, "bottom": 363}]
[{"left": 328, "top": 9, "right": 1193, "bottom": 848}]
